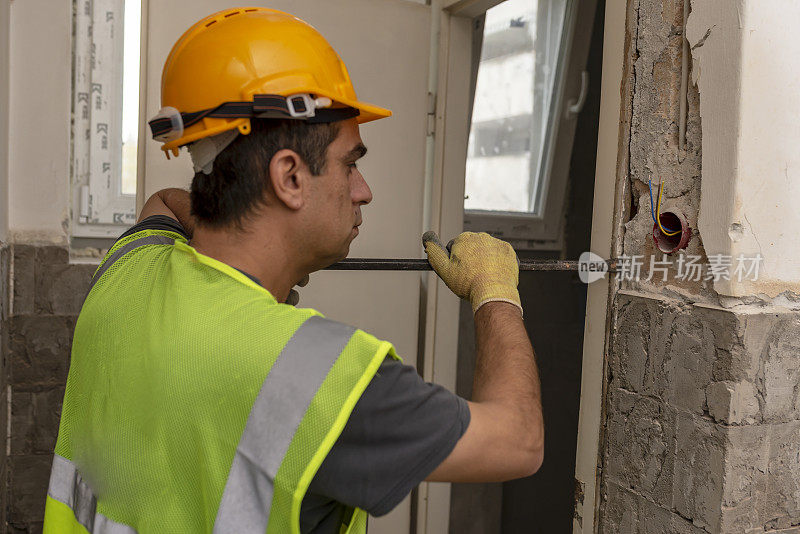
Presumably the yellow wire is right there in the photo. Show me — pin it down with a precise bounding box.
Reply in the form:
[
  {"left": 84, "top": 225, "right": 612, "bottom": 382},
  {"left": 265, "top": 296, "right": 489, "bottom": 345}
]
[{"left": 656, "top": 181, "right": 682, "bottom": 236}]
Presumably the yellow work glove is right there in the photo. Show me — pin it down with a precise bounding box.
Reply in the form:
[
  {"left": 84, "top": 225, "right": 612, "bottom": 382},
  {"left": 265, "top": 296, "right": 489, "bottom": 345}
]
[{"left": 423, "top": 231, "right": 522, "bottom": 315}]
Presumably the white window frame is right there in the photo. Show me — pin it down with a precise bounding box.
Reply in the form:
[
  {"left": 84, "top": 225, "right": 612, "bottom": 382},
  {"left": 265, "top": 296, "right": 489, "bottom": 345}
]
[
  {"left": 71, "top": 0, "right": 140, "bottom": 238},
  {"left": 462, "top": 0, "right": 592, "bottom": 251}
]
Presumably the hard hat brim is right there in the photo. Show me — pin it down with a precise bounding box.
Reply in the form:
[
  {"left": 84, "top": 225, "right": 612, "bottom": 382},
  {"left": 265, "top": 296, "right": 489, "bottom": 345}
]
[{"left": 350, "top": 100, "right": 392, "bottom": 124}]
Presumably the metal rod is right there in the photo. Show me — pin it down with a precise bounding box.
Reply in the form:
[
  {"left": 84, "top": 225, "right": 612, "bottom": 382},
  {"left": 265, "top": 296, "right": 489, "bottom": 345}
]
[{"left": 326, "top": 258, "right": 618, "bottom": 272}]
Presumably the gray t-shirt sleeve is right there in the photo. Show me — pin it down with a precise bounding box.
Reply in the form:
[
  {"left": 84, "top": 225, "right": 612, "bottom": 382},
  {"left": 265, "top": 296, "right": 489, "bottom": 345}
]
[
  {"left": 118, "top": 214, "right": 190, "bottom": 241},
  {"left": 307, "top": 356, "right": 470, "bottom": 517}
]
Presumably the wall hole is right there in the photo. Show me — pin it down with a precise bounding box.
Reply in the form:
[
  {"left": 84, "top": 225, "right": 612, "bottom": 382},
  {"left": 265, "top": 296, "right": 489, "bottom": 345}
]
[{"left": 652, "top": 211, "right": 691, "bottom": 253}]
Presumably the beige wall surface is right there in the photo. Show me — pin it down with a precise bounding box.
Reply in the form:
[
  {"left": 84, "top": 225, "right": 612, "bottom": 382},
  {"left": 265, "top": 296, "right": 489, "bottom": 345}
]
[
  {"left": 7, "top": 0, "right": 72, "bottom": 243},
  {"left": 144, "top": 1, "right": 434, "bottom": 532},
  {"left": 0, "top": 0, "right": 9, "bottom": 241}
]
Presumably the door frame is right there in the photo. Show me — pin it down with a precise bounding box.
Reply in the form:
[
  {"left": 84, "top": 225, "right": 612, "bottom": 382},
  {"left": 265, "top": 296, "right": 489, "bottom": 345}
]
[
  {"left": 414, "top": 5, "right": 473, "bottom": 532},
  {"left": 572, "top": 0, "right": 626, "bottom": 532}
]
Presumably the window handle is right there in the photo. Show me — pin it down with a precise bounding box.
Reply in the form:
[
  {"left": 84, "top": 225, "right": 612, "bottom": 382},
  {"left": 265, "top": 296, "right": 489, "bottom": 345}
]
[{"left": 566, "top": 70, "right": 590, "bottom": 119}]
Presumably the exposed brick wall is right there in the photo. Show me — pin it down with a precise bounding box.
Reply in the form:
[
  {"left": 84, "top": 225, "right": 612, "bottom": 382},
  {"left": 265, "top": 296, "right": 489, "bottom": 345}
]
[{"left": 3, "top": 245, "right": 93, "bottom": 533}]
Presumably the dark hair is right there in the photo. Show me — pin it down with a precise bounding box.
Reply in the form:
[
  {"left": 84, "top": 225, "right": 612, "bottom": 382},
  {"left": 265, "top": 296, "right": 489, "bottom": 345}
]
[{"left": 190, "top": 119, "right": 341, "bottom": 228}]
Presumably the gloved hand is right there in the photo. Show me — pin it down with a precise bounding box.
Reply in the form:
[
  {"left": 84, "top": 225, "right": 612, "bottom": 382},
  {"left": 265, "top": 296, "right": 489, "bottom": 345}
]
[
  {"left": 423, "top": 231, "right": 522, "bottom": 315},
  {"left": 285, "top": 274, "right": 310, "bottom": 306}
]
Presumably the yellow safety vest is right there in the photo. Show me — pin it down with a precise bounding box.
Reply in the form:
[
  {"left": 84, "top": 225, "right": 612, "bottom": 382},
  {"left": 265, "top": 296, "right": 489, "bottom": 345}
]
[{"left": 43, "top": 229, "right": 396, "bottom": 533}]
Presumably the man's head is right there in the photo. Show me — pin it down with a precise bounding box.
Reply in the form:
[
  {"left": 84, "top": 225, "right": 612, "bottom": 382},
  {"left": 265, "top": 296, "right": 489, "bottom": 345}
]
[
  {"left": 151, "top": 7, "right": 390, "bottom": 282},
  {"left": 190, "top": 118, "right": 372, "bottom": 269}
]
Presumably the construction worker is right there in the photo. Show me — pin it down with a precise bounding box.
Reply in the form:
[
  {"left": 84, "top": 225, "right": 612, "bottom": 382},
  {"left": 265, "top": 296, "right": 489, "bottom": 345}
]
[{"left": 43, "top": 8, "right": 543, "bottom": 534}]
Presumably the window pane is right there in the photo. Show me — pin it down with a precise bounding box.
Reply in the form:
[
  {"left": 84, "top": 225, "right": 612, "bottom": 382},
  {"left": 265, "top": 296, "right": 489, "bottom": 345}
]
[
  {"left": 72, "top": 0, "right": 138, "bottom": 233},
  {"left": 121, "top": 0, "right": 141, "bottom": 196},
  {"left": 464, "top": 0, "right": 568, "bottom": 215}
]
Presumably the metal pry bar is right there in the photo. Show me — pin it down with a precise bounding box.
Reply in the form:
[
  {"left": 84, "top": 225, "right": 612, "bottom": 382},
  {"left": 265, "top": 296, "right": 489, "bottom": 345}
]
[{"left": 326, "top": 258, "right": 619, "bottom": 272}]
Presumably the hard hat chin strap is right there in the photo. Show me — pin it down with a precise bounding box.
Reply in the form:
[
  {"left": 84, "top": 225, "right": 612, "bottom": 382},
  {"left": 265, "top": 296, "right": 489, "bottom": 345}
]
[{"left": 149, "top": 93, "right": 360, "bottom": 144}]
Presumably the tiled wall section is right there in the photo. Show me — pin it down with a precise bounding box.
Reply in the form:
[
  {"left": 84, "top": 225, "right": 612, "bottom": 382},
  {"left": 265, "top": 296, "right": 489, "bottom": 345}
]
[{"left": 4, "top": 245, "right": 93, "bottom": 533}]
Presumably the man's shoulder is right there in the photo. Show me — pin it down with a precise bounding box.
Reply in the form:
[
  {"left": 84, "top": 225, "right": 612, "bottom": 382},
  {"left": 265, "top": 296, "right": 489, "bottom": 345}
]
[
  {"left": 118, "top": 214, "right": 189, "bottom": 242},
  {"left": 96, "top": 216, "right": 188, "bottom": 276}
]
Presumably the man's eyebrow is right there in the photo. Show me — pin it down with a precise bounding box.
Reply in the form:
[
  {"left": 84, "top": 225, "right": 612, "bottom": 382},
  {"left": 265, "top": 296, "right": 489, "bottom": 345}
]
[{"left": 343, "top": 143, "right": 368, "bottom": 161}]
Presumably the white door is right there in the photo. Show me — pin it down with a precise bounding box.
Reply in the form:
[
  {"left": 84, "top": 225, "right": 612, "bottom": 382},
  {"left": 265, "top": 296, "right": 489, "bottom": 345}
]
[{"left": 141, "top": 1, "right": 435, "bottom": 532}]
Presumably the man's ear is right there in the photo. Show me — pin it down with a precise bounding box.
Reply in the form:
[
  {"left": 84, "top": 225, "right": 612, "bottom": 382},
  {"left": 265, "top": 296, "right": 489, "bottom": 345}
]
[{"left": 269, "top": 149, "right": 308, "bottom": 211}]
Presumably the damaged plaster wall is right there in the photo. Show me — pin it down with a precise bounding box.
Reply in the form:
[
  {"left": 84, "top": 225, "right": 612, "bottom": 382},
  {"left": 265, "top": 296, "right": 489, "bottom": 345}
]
[
  {"left": 599, "top": 0, "right": 800, "bottom": 532},
  {"left": 602, "top": 293, "right": 800, "bottom": 533}
]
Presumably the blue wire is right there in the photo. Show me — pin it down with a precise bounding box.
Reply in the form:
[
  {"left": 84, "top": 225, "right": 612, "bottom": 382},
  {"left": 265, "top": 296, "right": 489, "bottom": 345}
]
[{"left": 648, "top": 177, "right": 657, "bottom": 224}]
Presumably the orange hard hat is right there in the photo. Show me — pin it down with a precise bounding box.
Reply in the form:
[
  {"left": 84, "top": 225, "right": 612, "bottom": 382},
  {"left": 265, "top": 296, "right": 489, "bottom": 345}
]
[{"left": 149, "top": 7, "right": 392, "bottom": 155}]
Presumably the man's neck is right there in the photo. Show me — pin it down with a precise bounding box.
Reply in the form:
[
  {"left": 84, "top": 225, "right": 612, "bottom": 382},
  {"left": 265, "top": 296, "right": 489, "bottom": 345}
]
[{"left": 189, "top": 224, "right": 304, "bottom": 303}]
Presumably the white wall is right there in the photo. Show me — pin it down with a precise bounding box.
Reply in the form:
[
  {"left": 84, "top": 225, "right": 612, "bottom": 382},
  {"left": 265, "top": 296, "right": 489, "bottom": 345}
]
[
  {"left": 7, "top": 0, "right": 72, "bottom": 244},
  {"left": 688, "top": 0, "right": 800, "bottom": 298}
]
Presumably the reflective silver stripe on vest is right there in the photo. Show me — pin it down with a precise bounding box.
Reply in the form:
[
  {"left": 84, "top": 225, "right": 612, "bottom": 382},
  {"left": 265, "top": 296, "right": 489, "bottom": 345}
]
[
  {"left": 90, "top": 234, "right": 175, "bottom": 291},
  {"left": 48, "top": 454, "right": 137, "bottom": 533},
  {"left": 214, "top": 316, "right": 357, "bottom": 533}
]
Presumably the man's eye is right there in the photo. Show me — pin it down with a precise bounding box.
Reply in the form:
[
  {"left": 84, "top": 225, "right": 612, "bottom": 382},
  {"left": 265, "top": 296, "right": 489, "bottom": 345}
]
[{"left": 348, "top": 162, "right": 358, "bottom": 171}]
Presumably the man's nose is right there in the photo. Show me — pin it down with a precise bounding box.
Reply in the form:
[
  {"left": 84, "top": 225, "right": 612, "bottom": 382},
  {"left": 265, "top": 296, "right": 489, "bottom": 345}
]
[{"left": 353, "top": 169, "right": 373, "bottom": 205}]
